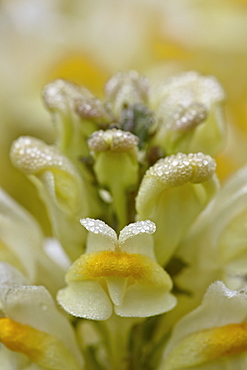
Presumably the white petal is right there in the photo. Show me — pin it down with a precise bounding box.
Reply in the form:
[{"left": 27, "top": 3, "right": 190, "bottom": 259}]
[
  {"left": 0, "top": 263, "right": 29, "bottom": 309},
  {"left": 163, "top": 281, "right": 247, "bottom": 361},
  {"left": 115, "top": 284, "right": 177, "bottom": 317},
  {"left": 120, "top": 233, "right": 156, "bottom": 260},
  {"left": 119, "top": 220, "right": 156, "bottom": 243},
  {"left": 57, "top": 281, "right": 112, "bottom": 320},
  {"left": 80, "top": 218, "right": 117, "bottom": 253},
  {"left": 2, "top": 285, "right": 82, "bottom": 365},
  {"left": 44, "top": 237, "right": 71, "bottom": 270},
  {"left": 119, "top": 220, "right": 156, "bottom": 259},
  {"left": 0, "top": 346, "right": 30, "bottom": 370},
  {"left": 0, "top": 188, "right": 43, "bottom": 280},
  {"left": 0, "top": 262, "right": 29, "bottom": 286}
]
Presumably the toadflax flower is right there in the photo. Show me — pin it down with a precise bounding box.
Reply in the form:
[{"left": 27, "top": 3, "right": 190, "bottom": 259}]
[
  {"left": 136, "top": 152, "right": 219, "bottom": 265},
  {"left": 88, "top": 128, "right": 139, "bottom": 229},
  {"left": 0, "top": 262, "right": 83, "bottom": 370},
  {"left": 149, "top": 71, "right": 226, "bottom": 156},
  {"left": 159, "top": 281, "right": 247, "bottom": 370},
  {"left": 57, "top": 218, "right": 176, "bottom": 320},
  {"left": 0, "top": 188, "right": 64, "bottom": 296}
]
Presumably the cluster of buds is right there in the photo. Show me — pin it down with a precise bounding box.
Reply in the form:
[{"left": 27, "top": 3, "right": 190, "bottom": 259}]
[{"left": 1, "top": 70, "right": 247, "bottom": 369}]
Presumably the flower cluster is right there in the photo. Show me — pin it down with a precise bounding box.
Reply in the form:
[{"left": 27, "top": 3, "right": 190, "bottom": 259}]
[{"left": 1, "top": 70, "right": 247, "bottom": 369}]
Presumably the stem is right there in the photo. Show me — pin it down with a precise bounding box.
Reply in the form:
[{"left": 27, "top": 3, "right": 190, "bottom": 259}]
[{"left": 104, "top": 314, "right": 138, "bottom": 370}]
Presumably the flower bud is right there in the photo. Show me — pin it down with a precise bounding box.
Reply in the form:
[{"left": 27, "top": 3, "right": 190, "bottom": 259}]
[
  {"left": 150, "top": 71, "right": 226, "bottom": 156},
  {"left": 175, "top": 163, "right": 247, "bottom": 299},
  {"left": 104, "top": 70, "right": 149, "bottom": 118},
  {"left": 43, "top": 79, "right": 111, "bottom": 163},
  {"left": 88, "top": 129, "right": 139, "bottom": 229},
  {"left": 10, "top": 136, "right": 87, "bottom": 260},
  {"left": 136, "top": 152, "right": 219, "bottom": 265}
]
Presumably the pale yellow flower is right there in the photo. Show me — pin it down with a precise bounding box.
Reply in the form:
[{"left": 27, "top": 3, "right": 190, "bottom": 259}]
[
  {"left": 160, "top": 281, "right": 247, "bottom": 370},
  {"left": 0, "top": 263, "right": 83, "bottom": 370},
  {"left": 57, "top": 218, "right": 176, "bottom": 320}
]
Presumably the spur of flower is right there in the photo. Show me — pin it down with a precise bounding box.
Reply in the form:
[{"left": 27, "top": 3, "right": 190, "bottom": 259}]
[{"left": 57, "top": 218, "right": 176, "bottom": 320}]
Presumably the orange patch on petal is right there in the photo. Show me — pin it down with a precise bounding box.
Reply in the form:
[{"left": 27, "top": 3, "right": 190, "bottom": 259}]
[
  {"left": 0, "top": 317, "right": 79, "bottom": 369},
  {"left": 0, "top": 317, "right": 50, "bottom": 362},
  {"left": 204, "top": 322, "right": 247, "bottom": 359},
  {"left": 175, "top": 322, "right": 247, "bottom": 367},
  {"left": 67, "top": 251, "right": 170, "bottom": 287},
  {"left": 167, "top": 322, "right": 247, "bottom": 369}
]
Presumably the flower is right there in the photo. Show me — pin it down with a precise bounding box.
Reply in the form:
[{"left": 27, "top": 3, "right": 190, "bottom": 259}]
[
  {"left": 168, "top": 163, "right": 247, "bottom": 316},
  {"left": 159, "top": 281, "right": 247, "bottom": 370},
  {"left": 10, "top": 135, "right": 89, "bottom": 261},
  {"left": 88, "top": 129, "right": 139, "bottom": 229},
  {"left": 136, "top": 151, "right": 219, "bottom": 265},
  {"left": 0, "top": 187, "right": 64, "bottom": 295},
  {"left": 0, "top": 263, "right": 83, "bottom": 370},
  {"left": 149, "top": 71, "right": 226, "bottom": 156},
  {"left": 57, "top": 218, "right": 176, "bottom": 320}
]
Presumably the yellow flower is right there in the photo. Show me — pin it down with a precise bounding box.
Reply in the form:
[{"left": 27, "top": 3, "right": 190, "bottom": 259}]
[
  {"left": 160, "top": 281, "right": 247, "bottom": 370},
  {"left": 0, "top": 318, "right": 81, "bottom": 370},
  {"left": 136, "top": 152, "right": 219, "bottom": 265},
  {"left": 0, "top": 264, "right": 83, "bottom": 370},
  {"left": 57, "top": 218, "right": 176, "bottom": 320},
  {"left": 149, "top": 71, "right": 226, "bottom": 156}
]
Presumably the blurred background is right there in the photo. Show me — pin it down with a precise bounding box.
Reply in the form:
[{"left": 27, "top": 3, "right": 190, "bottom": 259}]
[{"left": 1, "top": 0, "right": 247, "bottom": 232}]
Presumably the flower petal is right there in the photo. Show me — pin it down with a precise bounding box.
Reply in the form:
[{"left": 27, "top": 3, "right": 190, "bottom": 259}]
[
  {"left": 57, "top": 281, "right": 113, "bottom": 320},
  {"left": 80, "top": 218, "right": 117, "bottom": 253},
  {"left": 88, "top": 130, "right": 139, "bottom": 230},
  {"left": 66, "top": 251, "right": 171, "bottom": 286},
  {"left": 1, "top": 285, "right": 83, "bottom": 368},
  {"left": 161, "top": 282, "right": 247, "bottom": 370},
  {"left": 136, "top": 152, "right": 219, "bottom": 265},
  {"left": 149, "top": 71, "right": 225, "bottom": 156},
  {"left": 0, "top": 262, "right": 29, "bottom": 287},
  {"left": 104, "top": 70, "right": 149, "bottom": 117},
  {"left": 119, "top": 220, "right": 156, "bottom": 259},
  {"left": 119, "top": 220, "right": 156, "bottom": 242},
  {"left": 0, "top": 317, "right": 81, "bottom": 370},
  {"left": 10, "top": 137, "right": 87, "bottom": 260},
  {"left": 115, "top": 284, "right": 177, "bottom": 317},
  {"left": 0, "top": 263, "right": 29, "bottom": 310},
  {"left": 10, "top": 136, "right": 82, "bottom": 215},
  {"left": 176, "top": 164, "right": 247, "bottom": 296},
  {"left": 163, "top": 322, "right": 247, "bottom": 370},
  {"left": 106, "top": 277, "right": 127, "bottom": 306}
]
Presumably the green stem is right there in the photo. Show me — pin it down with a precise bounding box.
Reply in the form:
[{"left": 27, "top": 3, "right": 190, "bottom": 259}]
[{"left": 104, "top": 314, "right": 138, "bottom": 370}]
